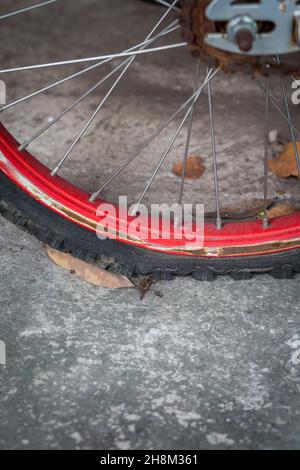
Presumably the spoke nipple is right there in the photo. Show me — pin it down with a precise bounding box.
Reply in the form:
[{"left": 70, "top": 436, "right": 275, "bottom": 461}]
[
  {"left": 216, "top": 217, "right": 222, "bottom": 230},
  {"left": 129, "top": 204, "right": 140, "bottom": 217},
  {"left": 18, "top": 143, "right": 27, "bottom": 152},
  {"left": 263, "top": 217, "right": 269, "bottom": 229},
  {"left": 51, "top": 167, "right": 59, "bottom": 177},
  {"left": 89, "top": 193, "right": 98, "bottom": 203}
]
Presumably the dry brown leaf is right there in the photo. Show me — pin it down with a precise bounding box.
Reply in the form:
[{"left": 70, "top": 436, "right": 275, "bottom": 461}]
[
  {"left": 267, "top": 203, "right": 298, "bottom": 219},
  {"left": 172, "top": 155, "right": 205, "bottom": 180},
  {"left": 137, "top": 275, "right": 156, "bottom": 300},
  {"left": 268, "top": 142, "right": 300, "bottom": 178},
  {"left": 46, "top": 246, "right": 134, "bottom": 289}
]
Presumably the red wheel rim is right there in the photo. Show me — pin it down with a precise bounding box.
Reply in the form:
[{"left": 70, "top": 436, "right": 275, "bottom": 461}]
[{"left": 1, "top": 123, "right": 300, "bottom": 258}]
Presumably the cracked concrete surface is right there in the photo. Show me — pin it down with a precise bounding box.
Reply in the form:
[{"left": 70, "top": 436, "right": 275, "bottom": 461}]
[
  {"left": 1, "top": 218, "right": 300, "bottom": 450},
  {"left": 0, "top": 0, "right": 300, "bottom": 450}
]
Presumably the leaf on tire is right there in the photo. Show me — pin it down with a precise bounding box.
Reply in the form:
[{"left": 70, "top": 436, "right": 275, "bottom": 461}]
[
  {"left": 46, "top": 246, "right": 134, "bottom": 289},
  {"left": 172, "top": 155, "right": 205, "bottom": 180},
  {"left": 268, "top": 142, "right": 300, "bottom": 178}
]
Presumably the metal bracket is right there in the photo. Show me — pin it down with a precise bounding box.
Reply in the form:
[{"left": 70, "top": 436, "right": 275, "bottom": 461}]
[{"left": 205, "top": 0, "right": 300, "bottom": 56}]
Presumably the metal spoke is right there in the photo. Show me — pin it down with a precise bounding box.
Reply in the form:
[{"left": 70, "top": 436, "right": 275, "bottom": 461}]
[
  {"left": 280, "top": 76, "right": 300, "bottom": 177},
  {"left": 18, "top": 20, "right": 179, "bottom": 151},
  {"left": 153, "top": 0, "right": 181, "bottom": 12},
  {"left": 1, "top": 20, "right": 179, "bottom": 112},
  {"left": 0, "top": 43, "right": 187, "bottom": 74},
  {"left": 0, "top": 0, "right": 58, "bottom": 21},
  {"left": 90, "top": 68, "right": 219, "bottom": 202},
  {"left": 5, "top": 0, "right": 299, "bottom": 239},
  {"left": 207, "top": 68, "right": 222, "bottom": 230},
  {"left": 130, "top": 94, "right": 202, "bottom": 214},
  {"left": 177, "top": 60, "right": 201, "bottom": 208},
  {"left": 50, "top": 2, "right": 179, "bottom": 175},
  {"left": 51, "top": 59, "right": 136, "bottom": 176},
  {"left": 18, "top": 56, "right": 134, "bottom": 151},
  {"left": 147, "top": 0, "right": 179, "bottom": 39},
  {"left": 271, "top": 57, "right": 298, "bottom": 89},
  {"left": 263, "top": 79, "right": 270, "bottom": 229},
  {"left": 255, "top": 79, "right": 300, "bottom": 138}
]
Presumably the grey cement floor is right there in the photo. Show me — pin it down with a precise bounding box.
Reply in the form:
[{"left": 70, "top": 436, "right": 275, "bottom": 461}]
[{"left": 0, "top": 0, "right": 300, "bottom": 450}]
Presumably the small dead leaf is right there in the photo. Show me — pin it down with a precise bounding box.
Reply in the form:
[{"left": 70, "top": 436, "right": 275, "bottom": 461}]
[
  {"left": 172, "top": 155, "right": 205, "bottom": 180},
  {"left": 46, "top": 246, "right": 133, "bottom": 289},
  {"left": 137, "top": 275, "right": 156, "bottom": 300},
  {"left": 267, "top": 203, "right": 298, "bottom": 219},
  {"left": 268, "top": 142, "right": 300, "bottom": 178}
]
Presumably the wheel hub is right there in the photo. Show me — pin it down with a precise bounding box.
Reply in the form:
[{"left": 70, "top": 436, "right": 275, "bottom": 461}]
[{"left": 180, "top": 0, "right": 300, "bottom": 75}]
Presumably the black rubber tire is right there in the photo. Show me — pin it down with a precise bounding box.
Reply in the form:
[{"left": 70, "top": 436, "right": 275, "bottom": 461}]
[{"left": 1, "top": 172, "right": 300, "bottom": 280}]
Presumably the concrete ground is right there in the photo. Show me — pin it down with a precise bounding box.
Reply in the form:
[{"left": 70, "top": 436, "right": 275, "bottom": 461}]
[{"left": 0, "top": 0, "right": 300, "bottom": 450}]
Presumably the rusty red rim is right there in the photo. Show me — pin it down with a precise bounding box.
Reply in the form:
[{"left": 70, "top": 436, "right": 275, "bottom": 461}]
[{"left": 1, "top": 123, "right": 300, "bottom": 258}]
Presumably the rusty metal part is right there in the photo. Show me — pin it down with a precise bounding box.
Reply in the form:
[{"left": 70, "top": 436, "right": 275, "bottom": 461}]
[
  {"left": 235, "top": 29, "right": 255, "bottom": 53},
  {"left": 180, "top": 0, "right": 300, "bottom": 76}
]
